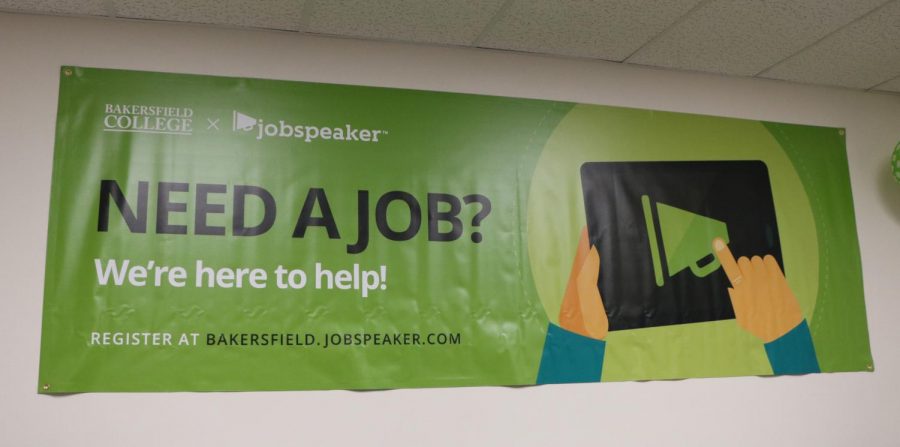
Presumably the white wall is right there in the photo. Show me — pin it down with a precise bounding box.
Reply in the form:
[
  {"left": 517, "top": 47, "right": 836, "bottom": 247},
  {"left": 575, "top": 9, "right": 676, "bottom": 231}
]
[{"left": 2, "top": 12, "right": 899, "bottom": 446}]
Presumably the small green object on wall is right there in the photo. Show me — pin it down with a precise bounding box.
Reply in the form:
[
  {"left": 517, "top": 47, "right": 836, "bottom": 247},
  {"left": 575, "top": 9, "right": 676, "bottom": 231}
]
[{"left": 893, "top": 142, "right": 900, "bottom": 183}]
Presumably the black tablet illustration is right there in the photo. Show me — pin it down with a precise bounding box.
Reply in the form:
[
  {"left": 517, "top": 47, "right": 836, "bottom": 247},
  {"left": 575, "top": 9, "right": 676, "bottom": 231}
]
[{"left": 580, "top": 161, "right": 782, "bottom": 331}]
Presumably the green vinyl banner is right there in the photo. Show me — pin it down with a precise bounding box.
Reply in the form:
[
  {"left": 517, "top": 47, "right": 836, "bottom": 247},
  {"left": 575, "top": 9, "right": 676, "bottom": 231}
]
[{"left": 38, "top": 66, "right": 873, "bottom": 392}]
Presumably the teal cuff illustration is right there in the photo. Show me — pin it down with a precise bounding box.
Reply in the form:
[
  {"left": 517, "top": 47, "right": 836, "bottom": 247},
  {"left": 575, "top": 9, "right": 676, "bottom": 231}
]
[
  {"left": 536, "top": 324, "right": 605, "bottom": 384},
  {"left": 765, "top": 320, "right": 820, "bottom": 375}
]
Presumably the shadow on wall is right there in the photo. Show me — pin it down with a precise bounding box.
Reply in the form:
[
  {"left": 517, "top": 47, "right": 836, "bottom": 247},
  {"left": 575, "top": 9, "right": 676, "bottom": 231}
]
[{"left": 877, "top": 156, "right": 900, "bottom": 225}]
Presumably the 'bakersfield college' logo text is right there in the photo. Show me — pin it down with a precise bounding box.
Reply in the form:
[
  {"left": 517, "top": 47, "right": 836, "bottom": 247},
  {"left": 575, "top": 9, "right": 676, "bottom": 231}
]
[{"left": 104, "top": 104, "right": 193, "bottom": 135}]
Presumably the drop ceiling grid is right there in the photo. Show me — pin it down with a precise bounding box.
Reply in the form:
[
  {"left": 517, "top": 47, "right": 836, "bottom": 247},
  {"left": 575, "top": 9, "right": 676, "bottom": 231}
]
[
  {"left": 111, "top": 0, "right": 307, "bottom": 31},
  {"left": 624, "top": 0, "right": 889, "bottom": 77},
  {"left": 300, "top": 0, "right": 508, "bottom": 46},
  {"left": 760, "top": 0, "right": 900, "bottom": 89},
  {"left": 0, "top": 0, "right": 108, "bottom": 16},
  {"left": 875, "top": 75, "right": 900, "bottom": 93},
  {"left": 1, "top": 0, "right": 900, "bottom": 92},
  {"left": 474, "top": 0, "right": 705, "bottom": 61}
]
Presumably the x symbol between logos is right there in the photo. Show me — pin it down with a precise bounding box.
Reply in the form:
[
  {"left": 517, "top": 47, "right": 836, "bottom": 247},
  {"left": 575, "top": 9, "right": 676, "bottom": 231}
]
[{"left": 207, "top": 118, "right": 220, "bottom": 131}]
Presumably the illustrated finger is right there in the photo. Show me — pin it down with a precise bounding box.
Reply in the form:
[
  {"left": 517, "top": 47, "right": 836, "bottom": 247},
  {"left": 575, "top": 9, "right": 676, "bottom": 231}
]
[
  {"left": 763, "top": 255, "right": 786, "bottom": 281},
  {"left": 576, "top": 246, "right": 608, "bottom": 339},
  {"left": 558, "top": 229, "right": 591, "bottom": 333},
  {"left": 713, "top": 238, "right": 743, "bottom": 287},
  {"left": 737, "top": 256, "right": 753, "bottom": 287},
  {"left": 573, "top": 226, "right": 591, "bottom": 271},
  {"left": 751, "top": 256, "right": 766, "bottom": 279}
]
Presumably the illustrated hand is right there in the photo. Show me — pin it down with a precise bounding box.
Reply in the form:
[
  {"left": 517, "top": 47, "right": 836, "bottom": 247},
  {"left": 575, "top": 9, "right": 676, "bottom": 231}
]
[
  {"left": 558, "top": 227, "right": 608, "bottom": 340},
  {"left": 712, "top": 238, "right": 803, "bottom": 343}
]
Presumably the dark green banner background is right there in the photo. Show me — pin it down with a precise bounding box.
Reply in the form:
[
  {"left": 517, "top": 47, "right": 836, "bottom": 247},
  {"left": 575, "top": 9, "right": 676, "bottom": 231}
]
[{"left": 38, "top": 67, "right": 872, "bottom": 392}]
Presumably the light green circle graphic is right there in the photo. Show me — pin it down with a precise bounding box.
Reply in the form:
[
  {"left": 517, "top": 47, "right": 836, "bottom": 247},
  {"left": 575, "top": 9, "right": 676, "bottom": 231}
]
[
  {"left": 892, "top": 142, "right": 900, "bottom": 183},
  {"left": 526, "top": 104, "right": 818, "bottom": 380}
]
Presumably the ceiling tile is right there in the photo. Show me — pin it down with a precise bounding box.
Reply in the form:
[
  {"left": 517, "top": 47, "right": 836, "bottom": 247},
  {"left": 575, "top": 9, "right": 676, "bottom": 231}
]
[
  {"left": 761, "top": 0, "right": 900, "bottom": 89},
  {"left": 476, "top": 0, "right": 704, "bottom": 61},
  {"left": 627, "top": 0, "right": 887, "bottom": 76},
  {"left": 113, "top": 0, "right": 306, "bottom": 31},
  {"left": 874, "top": 75, "right": 900, "bottom": 93},
  {"left": 303, "top": 0, "right": 506, "bottom": 46},
  {"left": 0, "top": 0, "right": 108, "bottom": 16}
]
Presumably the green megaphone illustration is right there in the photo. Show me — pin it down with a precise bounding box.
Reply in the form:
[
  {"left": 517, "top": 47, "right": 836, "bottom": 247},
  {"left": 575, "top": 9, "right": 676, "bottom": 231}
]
[{"left": 641, "top": 195, "right": 729, "bottom": 287}]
